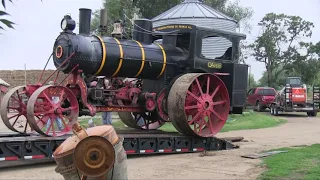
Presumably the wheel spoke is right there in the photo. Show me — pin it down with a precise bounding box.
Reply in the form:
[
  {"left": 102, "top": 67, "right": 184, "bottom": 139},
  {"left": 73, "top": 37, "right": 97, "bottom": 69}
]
[
  {"left": 193, "top": 122, "right": 197, "bottom": 133},
  {"left": 8, "top": 113, "right": 21, "bottom": 120},
  {"left": 209, "top": 109, "right": 224, "bottom": 121},
  {"left": 212, "top": 100, "right": 227, "bottom": 106},
  {"left": 187, "top": 90, "right": 200, "bottom": 102},
  {"left": 11, "top": 96, "right": 23, "bottom": 105},
  {"left": 210, "top": 85, "right": 220, "bottom": 98},
  {"left": 195, "top": 78, "right": 204, "bottom": 96},
  {"left": 58, "top": 114, "right": 70, "bottom": 131},
  {"left": 35, "top": 111, "right": 52, "bottom": 116},
  {"left": 197, "top": 117, "right": 205, "bottom": 135},
  {"left": 16, "top": 90, "right": 22, "bottom": 102},
  {"left": 58, "top": 89, "right": 65, "bottom": 104},
  {"left": 185, "top": 105, "right": 198, "bottom": 110},
  {"left": 207, "top": 113, "right": 215, "bottom": 134},
  {"left": 206, "top": 76, "right": 210, "bottom": 94},
  {"left": 42, "top": 93, "right": 54, "bottom": 106},
  {"left": 11, "top": 115, "right": 20, "bottom": 127},
  {"left": 45, "top": 120, "right": 53, "bottom": 134},
  {"left": 62, "top": 106, "right": 78, "bottom": 112},
  {"left": 188, "top": 110, "right": 202, "bottom": 125}
]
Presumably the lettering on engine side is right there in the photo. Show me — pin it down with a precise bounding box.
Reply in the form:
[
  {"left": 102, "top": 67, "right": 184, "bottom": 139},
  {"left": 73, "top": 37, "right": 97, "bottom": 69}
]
[{"left": 207, "top": 62, "right": 222, "bottom": 69}]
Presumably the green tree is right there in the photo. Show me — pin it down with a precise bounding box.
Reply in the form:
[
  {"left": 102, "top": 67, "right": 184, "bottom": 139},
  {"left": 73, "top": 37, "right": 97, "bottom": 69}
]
[
  {"left": 91, "top": 0, "right": 139, "bottom": 37},
  {"left": 286, "top": 42, "right": 320, "bottom": 86},
  {"left": 0, "top": 0, "right": 15, "bottom": 31},
  {"left": 0, "top": 0, "right": 43, "bottom": 32},
  {"left": 248, "top": 73, "right": 257, "bottom": 89},
  {"left": 249, "top": 13, "right": 314, "bottom": 87}
]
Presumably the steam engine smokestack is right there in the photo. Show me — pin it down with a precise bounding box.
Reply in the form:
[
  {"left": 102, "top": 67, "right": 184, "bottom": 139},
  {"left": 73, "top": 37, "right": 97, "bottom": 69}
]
[
  {"left": 79, "top": 8, "right": 92, "bottom": 35},
  {"left": 100, "top": 9, "right": 108, "bottom": 36}
]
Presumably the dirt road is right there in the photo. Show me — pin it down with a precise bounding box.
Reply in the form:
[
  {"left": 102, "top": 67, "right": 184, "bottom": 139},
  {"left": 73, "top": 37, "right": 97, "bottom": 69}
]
[{"left": 1, "top": 113, "right": 320, "bottom": 180}]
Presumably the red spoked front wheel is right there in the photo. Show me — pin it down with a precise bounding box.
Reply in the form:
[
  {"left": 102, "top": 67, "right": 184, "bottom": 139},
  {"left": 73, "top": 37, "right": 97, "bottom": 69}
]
[
  {"left": 26, "top": 85, "right": 79, "bottom": 137},
  {"left": 0, "top": 86, "right": 33, "bottom": 134},
  {"left": 168, "top": 73, "right": 230, "bottom": 137}
]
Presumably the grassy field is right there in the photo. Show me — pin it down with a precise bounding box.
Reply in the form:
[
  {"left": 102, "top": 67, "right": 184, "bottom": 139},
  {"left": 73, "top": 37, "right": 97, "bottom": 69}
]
[
  {"left": 79, "top": 111, "right": 286, "bottom": 132},
  {"left": 221, "top": 111, "right": 286, "bottom": 132},
  {"left": 259, "top": 144, "right": 320, "bottom": 180}
]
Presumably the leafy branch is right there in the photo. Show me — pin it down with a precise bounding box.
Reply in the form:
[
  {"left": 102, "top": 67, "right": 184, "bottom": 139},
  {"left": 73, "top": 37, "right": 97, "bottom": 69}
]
[{"left": 0, "top": 0, "right": 15, "bottom": 30}]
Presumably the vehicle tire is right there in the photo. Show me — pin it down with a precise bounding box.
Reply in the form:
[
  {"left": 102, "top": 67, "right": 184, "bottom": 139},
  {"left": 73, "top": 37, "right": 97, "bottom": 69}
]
[
  {"left": 270, "top": 105, "right": 274, "bottom": 115},
  {"left": 307, "top": 111, "right": 317, "bottom": 117},
  {"left": 256, "top": 101, "right": 262, "bottom": 112},
  {"left": 274, "top": 107, "right": 279, "bottom": 116},
  {"left": 232, "top": 107, "right": 243, "bottom": 114},
  {"left": 313, "top": 111, "right": 318, "bottom": 117}
]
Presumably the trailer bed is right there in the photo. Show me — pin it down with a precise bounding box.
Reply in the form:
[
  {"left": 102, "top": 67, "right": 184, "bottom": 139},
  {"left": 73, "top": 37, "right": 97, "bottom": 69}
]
[{"left": 0, "top": 130, "right": 239, "bottom": 168}]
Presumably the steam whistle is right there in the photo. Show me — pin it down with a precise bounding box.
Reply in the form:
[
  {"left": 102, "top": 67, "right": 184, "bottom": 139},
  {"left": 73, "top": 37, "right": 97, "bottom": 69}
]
[{"left": 111, "top": 20, "right": 124, "bottom": 38}]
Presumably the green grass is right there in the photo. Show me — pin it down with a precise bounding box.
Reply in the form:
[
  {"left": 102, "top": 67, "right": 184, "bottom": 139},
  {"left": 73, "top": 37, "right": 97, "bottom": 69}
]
[
  {"left": 79, "top": 111, "right": 286, "bottom": 133},
  {"left": 221, "top": 111, "right": 287, "bottom": 132},
  {"left": 259, "top": 144, "right": 320, "bottom": 180}
]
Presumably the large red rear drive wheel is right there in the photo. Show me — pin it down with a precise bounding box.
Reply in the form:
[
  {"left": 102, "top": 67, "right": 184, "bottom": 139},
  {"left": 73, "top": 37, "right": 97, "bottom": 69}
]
[
  {"left": 27, "top": 85, "right": 79, "bottom": 137},
  {"left": 168, "top": 73, "right": 230, "bottom": 137}
]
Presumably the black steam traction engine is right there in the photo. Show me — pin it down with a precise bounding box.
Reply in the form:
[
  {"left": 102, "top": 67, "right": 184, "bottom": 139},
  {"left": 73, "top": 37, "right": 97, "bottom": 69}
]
[{"left": 0, "top": 8, "right": 248, "bottom": 137}]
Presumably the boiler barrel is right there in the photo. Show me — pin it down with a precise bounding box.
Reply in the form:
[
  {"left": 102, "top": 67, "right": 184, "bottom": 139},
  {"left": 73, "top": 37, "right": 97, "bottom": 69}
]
[{"left": 53, "top": 34, "right": 179, "bottom": 79}]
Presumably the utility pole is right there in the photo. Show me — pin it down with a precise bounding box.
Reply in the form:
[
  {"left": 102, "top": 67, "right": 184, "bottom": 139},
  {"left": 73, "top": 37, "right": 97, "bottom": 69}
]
[{"left": 24, "top": 63, "right": 26, "bottom": 86}]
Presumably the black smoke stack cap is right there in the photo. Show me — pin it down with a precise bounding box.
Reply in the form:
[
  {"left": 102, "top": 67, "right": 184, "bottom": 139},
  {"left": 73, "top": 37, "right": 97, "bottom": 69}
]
[{"left": 79, "top": 8, "right": 92, "bottom": 35}]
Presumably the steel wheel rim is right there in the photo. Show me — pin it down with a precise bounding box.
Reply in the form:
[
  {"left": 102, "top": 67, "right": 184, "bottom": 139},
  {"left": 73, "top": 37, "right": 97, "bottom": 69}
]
[
  {"left": 27, "top": 85, "right": 79, "bottom": 137},
  {"left": 73, "top": 136, "right": 115, "bottom": 177},
  {"left": 168, "top": 73, "right": 230, "bottom": 137},
  {"left": 0, "top": 86, "right": 33, "bottom": 134}
]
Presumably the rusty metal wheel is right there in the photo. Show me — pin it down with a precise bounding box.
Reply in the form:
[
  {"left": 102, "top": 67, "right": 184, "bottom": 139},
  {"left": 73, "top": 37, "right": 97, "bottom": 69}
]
[
  {"left": 168, "top": 73, "right": 230, "bottom": 137},
  {"left": 118, "top": 112, "right": 164, "bottom": 130},
  {"left": 27, "top": 85, "right": 79, "bottom": 137},
  {"left": 0, "top": 86, "right": 33, "bottom": 134},
  {"left": 73, "top": 136, "right": 115, "bottom": 177}
]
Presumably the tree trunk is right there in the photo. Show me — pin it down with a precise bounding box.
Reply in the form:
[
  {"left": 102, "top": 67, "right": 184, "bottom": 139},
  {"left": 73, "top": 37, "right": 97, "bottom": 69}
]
[
  {"left": 266, "top": 57, "right": 272, "bottom": 87},
  {"left": 267, "top": 67, "right": 271, "bottom": 87}
]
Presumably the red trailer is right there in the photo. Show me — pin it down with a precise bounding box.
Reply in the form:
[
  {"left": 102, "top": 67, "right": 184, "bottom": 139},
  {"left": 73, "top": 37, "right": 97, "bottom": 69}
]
[{"left": 270, "top": 77, "right": 320, "bottom": 116}]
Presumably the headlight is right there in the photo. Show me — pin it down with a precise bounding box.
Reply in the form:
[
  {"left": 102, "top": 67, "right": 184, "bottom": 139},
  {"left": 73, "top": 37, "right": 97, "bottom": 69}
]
[
  {"left": 60, "top": 14, "right": 76, "bottom": 32},
  {"left": 61, "top": 19, "right": 67, "bottom": 30}
]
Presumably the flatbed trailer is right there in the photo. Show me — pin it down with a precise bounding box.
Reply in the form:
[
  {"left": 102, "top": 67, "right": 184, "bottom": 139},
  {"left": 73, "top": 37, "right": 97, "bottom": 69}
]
[
  {"left": 270, "top": 85, "right": 320, "bottom": 116},
  {"left": 0, "top": 130, "right": 239, "bottom": 168}
]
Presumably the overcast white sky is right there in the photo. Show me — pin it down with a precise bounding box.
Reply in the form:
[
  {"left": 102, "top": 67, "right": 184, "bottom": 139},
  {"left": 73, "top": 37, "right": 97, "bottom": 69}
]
[{"left": 0, "top": 0, "right": 319, "bottom": 81}]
